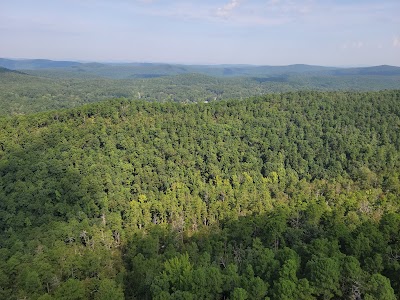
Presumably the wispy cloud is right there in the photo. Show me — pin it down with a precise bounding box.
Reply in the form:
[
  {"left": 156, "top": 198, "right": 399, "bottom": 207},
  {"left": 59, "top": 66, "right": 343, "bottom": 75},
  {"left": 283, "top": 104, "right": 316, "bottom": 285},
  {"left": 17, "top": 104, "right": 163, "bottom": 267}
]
[
  {"left": 393, "top": 36, "right": 400, "bottom": 48},
  {"left": 216, "top": 0, "right": 241, "bottom": 18},
  {"left": 129, "top": 0, "right": 398, "bottom": 29},
  {"left": 239, "top": 0, "right": 313, "bottom": 26},
  {"left": 2, "top": 0, "right": 400, "bottom": 65},
  {"left": 111, "top": 1, "right": 328, "bottom": 28},
  {"left": 122, "top": 0, "right": 292, "bottom": 27},
  {"left": 341, "top": 41, "right": 364, "bottom": 50},
  {"left": 212, "top": 0, "right": 310, "bottom": 26},
  {"left": 266, "top": 0, "right": 312, "bottom": 14}
]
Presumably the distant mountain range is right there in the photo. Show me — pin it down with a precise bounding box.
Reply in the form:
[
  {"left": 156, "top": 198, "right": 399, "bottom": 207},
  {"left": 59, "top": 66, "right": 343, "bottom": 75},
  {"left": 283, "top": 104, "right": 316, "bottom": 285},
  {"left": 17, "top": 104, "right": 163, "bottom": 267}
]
[
  {"left": 1, "top": 58, "right": 400, "bottom": 79},
  {"left": 0, "top": 59, "right": 81, "bottom": 70},
  {"left": 0, "top": 66, "right": 27, "bottom": 75}
]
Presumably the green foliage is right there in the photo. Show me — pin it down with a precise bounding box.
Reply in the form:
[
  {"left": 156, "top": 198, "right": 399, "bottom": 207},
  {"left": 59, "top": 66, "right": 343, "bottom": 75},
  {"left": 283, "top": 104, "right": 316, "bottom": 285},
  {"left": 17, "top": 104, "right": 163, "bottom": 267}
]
[
  {"left": 1, "top": 68, "right": 400, "bottom": 115},
  {"left": 231, "top": 288, "right": 248, "bottom": 300},
  {"left": 0, "top": 90, "right": 399, "bottom": 299},
  {"left": 95, "top": 279, "right": 124, "bottom": 300},
  {"left": 365, "top": 274, "right": 396, "bottom": 300},
  {"left": 54, "top": 279, "right": 86, "bottom": 300},
  {"left": 306, "top": 257, "right": 341, "bottom": 299}
]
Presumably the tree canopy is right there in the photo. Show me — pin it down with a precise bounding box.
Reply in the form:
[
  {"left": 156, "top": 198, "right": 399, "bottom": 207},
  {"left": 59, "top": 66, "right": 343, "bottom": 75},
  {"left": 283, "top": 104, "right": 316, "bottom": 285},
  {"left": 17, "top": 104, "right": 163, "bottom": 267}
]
[{"left": 0, "top": 90, "right": 399, "bottom": 299}]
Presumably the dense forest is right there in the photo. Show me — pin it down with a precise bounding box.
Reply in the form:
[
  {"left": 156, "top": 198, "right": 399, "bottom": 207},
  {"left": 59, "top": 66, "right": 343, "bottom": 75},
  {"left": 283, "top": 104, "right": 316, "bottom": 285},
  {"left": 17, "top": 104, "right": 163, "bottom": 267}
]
[
  {"left": 0, "top": 90, "right": 399, "bottom": 299},
  {"left": 1, "top": 61, "right": 400, "bottom": 116}
]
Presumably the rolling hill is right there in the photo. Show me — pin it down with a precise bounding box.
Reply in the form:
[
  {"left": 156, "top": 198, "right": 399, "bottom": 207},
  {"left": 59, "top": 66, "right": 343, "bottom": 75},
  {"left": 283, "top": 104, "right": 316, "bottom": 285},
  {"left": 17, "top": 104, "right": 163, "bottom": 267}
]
[
  {"left": 2, "top": 58, "right": 400, "bottom": 79},
  {"left": 0, "top": 91, "right": 399, "bottom": 299},
  {"left": 1, "top": 59, "right": 400, "bottom": 115}
]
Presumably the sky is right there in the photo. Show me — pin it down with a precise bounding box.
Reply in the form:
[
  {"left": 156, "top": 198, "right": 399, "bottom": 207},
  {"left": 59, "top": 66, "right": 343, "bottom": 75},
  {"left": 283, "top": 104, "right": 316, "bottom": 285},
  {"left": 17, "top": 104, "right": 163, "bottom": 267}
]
[{"left": 1, "top": 0, "right": 399, "bottom": 66}]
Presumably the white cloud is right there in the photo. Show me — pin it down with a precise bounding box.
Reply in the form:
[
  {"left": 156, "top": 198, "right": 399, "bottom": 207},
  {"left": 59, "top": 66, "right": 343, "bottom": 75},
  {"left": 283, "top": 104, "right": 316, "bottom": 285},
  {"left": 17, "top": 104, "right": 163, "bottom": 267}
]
[
  {"left": 213, "top": 0, "right": 304, "bottom": 25},
  {"left": 393, "top": 36, "right": 400, "bottom": 48},
  {"left": 217, "top": 0, "right": 241, "bottom": 18},
  {"left": 341, "top": 41, "right": 365, "bottom": 50},
  {"left": 352, "top": 41, "right": 364, "bottom": 48},
  {"left": 105, "top": 0, "right": 309, "bottom": 27}
]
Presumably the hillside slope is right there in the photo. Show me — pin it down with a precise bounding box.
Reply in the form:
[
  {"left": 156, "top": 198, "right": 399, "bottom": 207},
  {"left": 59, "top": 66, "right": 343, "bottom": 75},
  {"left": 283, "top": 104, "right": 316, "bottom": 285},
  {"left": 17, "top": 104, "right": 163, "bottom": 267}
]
[
  {"left": 0, "top": 91, "right": 399, "bottom": 299},
  {"left": 2, "top": 58, "right": 400, "bottom": 79},
  {"left": 1, "top": 69, "right": 400, "bottom": 116}
]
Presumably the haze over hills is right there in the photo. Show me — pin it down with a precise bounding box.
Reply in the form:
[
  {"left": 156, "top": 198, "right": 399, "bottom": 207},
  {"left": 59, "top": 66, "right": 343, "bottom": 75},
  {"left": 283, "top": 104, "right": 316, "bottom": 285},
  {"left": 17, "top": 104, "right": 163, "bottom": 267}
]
[
  {"left": 0, "top": 58, "right": 81, "bottom": 70},
  {"left": 0, "top": 66, "right": 27, "bottom": 75},
  {"left": 2, "top": 58, "right": 400, "bottom": 79},
  {"left": 1, "top": 58, "right": 400, "bottom": 116}
]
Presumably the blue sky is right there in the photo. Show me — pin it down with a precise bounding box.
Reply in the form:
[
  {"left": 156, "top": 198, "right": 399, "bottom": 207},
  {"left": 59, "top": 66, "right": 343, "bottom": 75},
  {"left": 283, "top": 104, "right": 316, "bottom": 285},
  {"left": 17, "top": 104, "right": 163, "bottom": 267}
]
[{"left": 1, "top": 0, "right": 399, "bottom": 66}]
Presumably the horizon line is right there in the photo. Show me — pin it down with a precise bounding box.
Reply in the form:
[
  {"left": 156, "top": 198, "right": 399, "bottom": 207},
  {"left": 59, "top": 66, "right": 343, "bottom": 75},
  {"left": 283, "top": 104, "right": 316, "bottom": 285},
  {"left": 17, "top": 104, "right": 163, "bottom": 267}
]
[{"left": 1, "top": 57, "right": 400, "bottom": 68}]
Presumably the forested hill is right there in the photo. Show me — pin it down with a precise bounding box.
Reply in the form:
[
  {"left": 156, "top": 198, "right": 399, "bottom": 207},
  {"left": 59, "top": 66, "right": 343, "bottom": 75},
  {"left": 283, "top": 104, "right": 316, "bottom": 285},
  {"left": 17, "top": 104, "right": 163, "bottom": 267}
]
[
  {"left": 2, "top": 58, "right": 400, "bottom": 78},
  {"left": 0, "top": 66, "right": 26, "bottom": 75},
  {"left": 1, "top": 90, "right": 400, "bottom": 299},
  {"left": 1, "top": 58, "right": 400, "bottom": 117},
  {"left": 0, "top": 58, "right": 81, "bottom": 70},
  {"left": 1, "top": 67, "right": 400, "bottom": 116}
]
